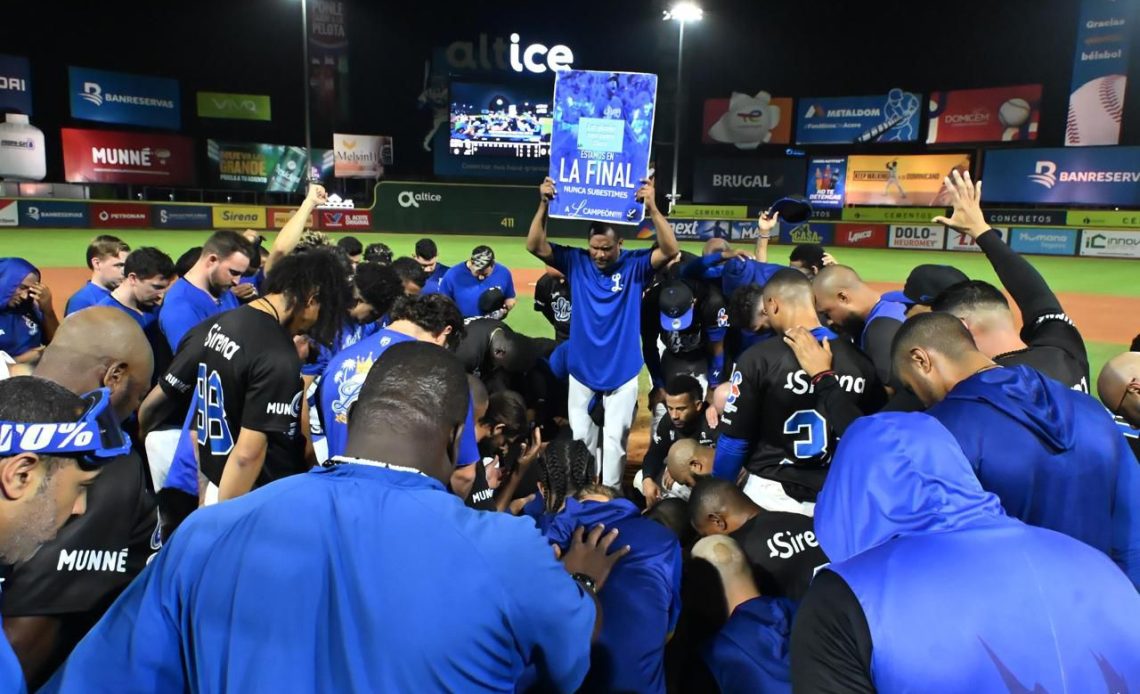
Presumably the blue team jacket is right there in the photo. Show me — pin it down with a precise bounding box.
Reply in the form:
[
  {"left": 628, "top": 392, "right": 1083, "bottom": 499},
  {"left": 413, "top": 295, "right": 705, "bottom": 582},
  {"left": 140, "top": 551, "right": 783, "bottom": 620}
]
[{"left": 816, "top": 413, "right": 1140, "bottom": 691}]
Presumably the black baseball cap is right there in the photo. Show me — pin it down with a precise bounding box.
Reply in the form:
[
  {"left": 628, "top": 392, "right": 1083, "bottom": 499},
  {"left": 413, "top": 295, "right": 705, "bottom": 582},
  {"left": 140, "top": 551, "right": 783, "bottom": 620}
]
[
  {"left": 767, "top": 195, "right": 813, "bottom": 224},
  {"left": 659, "top": 281, "right": 695, "bottom": 332},
  {"left": 883, "top": 265, "right": 970, "bottom": 306},
  {"left": 478, "top": 287, "right": 506, "bottom": 316}
]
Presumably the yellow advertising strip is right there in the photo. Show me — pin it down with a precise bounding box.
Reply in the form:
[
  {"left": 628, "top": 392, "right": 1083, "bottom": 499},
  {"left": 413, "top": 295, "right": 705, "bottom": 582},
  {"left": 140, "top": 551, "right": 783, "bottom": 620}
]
[
  {"left": 212, "top": 205, "right": 266, "bottom": 229},
  {"left": 841, "top": 207, "right": 946, "bottom": 224},
  {"left": 1065, "top": 210, "right": 1140, "bottom": 229},
  {"left": 671, "top": 204, "right": 749, "bottom": 220}
]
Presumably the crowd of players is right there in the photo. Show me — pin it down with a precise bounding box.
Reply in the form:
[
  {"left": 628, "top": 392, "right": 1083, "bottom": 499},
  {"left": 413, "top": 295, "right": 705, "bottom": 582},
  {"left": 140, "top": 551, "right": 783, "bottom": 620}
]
[{"left": 0, "top": 171, "right": 1138, "bottom": 692}]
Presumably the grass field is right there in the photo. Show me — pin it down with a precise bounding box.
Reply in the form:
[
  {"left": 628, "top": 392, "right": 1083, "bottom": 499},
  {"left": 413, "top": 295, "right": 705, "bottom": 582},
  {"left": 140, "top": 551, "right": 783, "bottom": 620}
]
[{"left": 6, "top": 229, "right": 1137, "bottom": 390}]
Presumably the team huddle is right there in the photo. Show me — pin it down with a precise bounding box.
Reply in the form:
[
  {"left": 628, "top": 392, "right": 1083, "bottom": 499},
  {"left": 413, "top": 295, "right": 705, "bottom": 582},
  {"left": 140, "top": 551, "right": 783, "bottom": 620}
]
[{"left": 0, "top": 170, "right": 1138, "bottom": 693}]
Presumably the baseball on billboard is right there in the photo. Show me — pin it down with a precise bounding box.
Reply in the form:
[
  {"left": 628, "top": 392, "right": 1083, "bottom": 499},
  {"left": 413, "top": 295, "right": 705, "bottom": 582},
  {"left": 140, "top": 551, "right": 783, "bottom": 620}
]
[
  {"left": 548, "top": 69, "right": 657, "bottom": 225},
  {"left": 845, "top": 154, "right": 971, "bottom": 206},
  {"left": 1065, "top": 0, "right": 1131, "bottom": 146},
  {"left": 927, "top": 85, "right": 1042, "bottom": 143},
  {"left": 702, "top": 92, "right": 793, "bottom": 148},
  {"left": 796, "top": 89, "right": 921, "bottom": 144}
]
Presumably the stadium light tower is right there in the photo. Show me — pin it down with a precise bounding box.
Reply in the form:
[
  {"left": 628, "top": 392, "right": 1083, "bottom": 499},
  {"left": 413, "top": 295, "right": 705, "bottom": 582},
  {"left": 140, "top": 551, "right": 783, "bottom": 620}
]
[
  {"left": 663, "top": 2, "right": 702, "bottom": 214},
  {"left": 298, "top": 0, "right": 313, "bottom": 184}
]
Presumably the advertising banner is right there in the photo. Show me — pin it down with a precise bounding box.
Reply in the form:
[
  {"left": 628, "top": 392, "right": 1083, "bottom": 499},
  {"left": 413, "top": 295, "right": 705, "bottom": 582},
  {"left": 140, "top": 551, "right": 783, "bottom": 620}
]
[
  {"left": 845, "top": 154, "right": 970, "bottom": 207},
  {"left": 267, "top": 207, "right": 315, "bottom": 229},
  {"left": 375, "top": 180, "right": 575, "bottom": 236},
  {"left": 1079, "top": 229, "right": 1140, "bottom": 258},
  {"left": 834, "top": 223, "right": 888, "bottom": 248},
  {"left": 333, "top": 133, "right": 392, "bottom": 178},
  {"left": 18, "top": 200, "right": 89, "bottom": 228},
  {"left": 1065, "top": 209, "right": 1140, "bottom": 229},
  {"left": 152, "top": 205, "right": 213, "bottom": 229},
  {"left": 982, "top": 146, "right": 1140, "bottom": 206},
  {"left": 196, "top": 92, "right": 271, "bottom": 121},
  {"left": 1010, "top": 228, "right": 1079, "bottom": 256},
  {"left": 927, "top": 85, "right": 1042, "bottom": 143},
  {"left": 945, "top": 228, "right": 1007, "bottom": 252},
  {"left": 319, "top": 209, "right": 372, "bottom": 230},
  {"left": 842, "top": 207, "right": 948, "bottom": 224},
  {"left": 731, "top": 220, "right": 761, "bottom": 240},
  {"left": 308, "top": 0, "right": 350, "bottom": 134},
  {"left": 1065, "top": 0, "right": 1131, "bottom": 146},
  {"left": 91, "top": 203, "right": 150, "bottom": 228},
  {"left": 0, "top": 199, "right": 17, "bottom": 226},
  {"left": 888, "top": 224, "right": 946, "bottom": 250},
  {"left": 61, "top": 128, "right": 196, "bottom": 185},
  {"left": 796, "top": 90, "right": 921, "bottom": 144},
  {"left": 211, "top": 205, "right": 266, "bottom": 229},
  {"left": 547, "top": 70, "right": 657, "bottom": 224},
  {"left": 986, "top": 208, "right": 1068, "bottom": 227},
  {"left": 68, "top": 67, "right": 180, "bottom": 130},
  {"left": 207, "top": 140, "right": 334, "bottom": 192},
  {"left": 0, "top": 113, "right": 45, "bottom": 181},
  {"left": 668, "top": 219, "right": 700, "bottom": 240},
  {"left": 701, "top": 92, "right": 793, "bottom": 148},
  {"left": 693, "top": 156, "right": 807, "bottom": 205},
  {"left": 780, "top": 223, "right": 833, "bottom": 246},
  {"left": 0, "top": 54, "right": 32, "bottom": 115},
  {"left": 806, "top": 157, "right": 846, "bottom": 209},
  {"left": 672, "top": 204, "right": 747, "bottom": 219}
]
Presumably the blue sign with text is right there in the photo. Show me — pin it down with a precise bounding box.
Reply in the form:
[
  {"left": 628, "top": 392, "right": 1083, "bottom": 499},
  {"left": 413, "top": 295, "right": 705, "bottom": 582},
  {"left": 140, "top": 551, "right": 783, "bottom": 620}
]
[
  {"left": 69, "top": 67, "right": 181, "bottom": 130},
  {"left": 982, "top": 146, "right": 1140, "bottom": 206},
  {"left": 548, "top": 69, "right": 657, "bottom": 225},
  {"left": 18, "top": 200, "right": 89, "bottom": 228},
  {"left": 0, "top": 54, "right": 32, "bottom": 115},
  {"left": 795, "top": 91, "right": 921, "bottom": 144},
  {"left": 1010, "top": 228, "right": 1078, "bottom": 256},
  {"left": 152, "top": 205, "right": 213, "bottom": 229}
]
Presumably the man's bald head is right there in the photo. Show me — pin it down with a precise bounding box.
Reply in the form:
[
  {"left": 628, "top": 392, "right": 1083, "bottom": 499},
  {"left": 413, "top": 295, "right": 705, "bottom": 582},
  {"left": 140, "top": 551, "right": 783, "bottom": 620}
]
[
  {"left": 689, "top": 476, "right": 758, "bottom": 537},
  {"left": 692, "top": 534, "right": 753, "bottom": 582},
  {"left": 703, "top": 238, "right": 730, "bottom": 256},
  {"left": 666, "top": 438, "right": 714, "bottom": 487},
  {"left": 812, "top": 264, "right": 862, "bottom": 293},
  {"left": 812, "top": 265, "right": 877, "bottom": 331},
  {"left": 1098, "top": 351, "right": 1140, "bottom": 427},
  {"left": 890, "top": 311, "right": 991, "bottom": 407},
  {"left": 36, "top": 307, "right": 154, "bottom": 422}
]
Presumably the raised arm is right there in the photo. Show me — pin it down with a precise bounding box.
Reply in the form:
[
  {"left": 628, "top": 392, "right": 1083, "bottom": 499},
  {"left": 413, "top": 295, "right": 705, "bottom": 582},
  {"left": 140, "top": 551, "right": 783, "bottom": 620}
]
[
  {"left": 527, "top": 178, "right": 556, "bottom": 263},
  {"left": 754, "top": 211, "right": 778, "bottom": 262},
  {"left": 641, "top": 180, "right": 679, "bottom": 269},
  {"left": 265, "top": 184, "right": 327, "bottom": 275}
]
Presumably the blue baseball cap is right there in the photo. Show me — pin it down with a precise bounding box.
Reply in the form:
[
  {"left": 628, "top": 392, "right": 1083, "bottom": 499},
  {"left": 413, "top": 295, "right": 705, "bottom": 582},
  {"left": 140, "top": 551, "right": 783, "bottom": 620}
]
[{"left": 659, "top": 281, "right": 695, "bottom": 332}]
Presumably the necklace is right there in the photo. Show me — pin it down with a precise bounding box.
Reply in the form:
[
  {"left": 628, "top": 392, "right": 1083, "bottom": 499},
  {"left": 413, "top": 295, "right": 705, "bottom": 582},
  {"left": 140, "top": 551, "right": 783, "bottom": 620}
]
[
  {"left": 325, "top": 455, "right": 429, "bottom": 478},
  {"left": 256, "top": 296, "right": 282, "bottom": 324}
]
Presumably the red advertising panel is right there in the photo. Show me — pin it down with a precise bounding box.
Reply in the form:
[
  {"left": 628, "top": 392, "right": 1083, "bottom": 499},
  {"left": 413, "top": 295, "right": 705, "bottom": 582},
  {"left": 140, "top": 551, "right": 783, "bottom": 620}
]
[
  {"left": 834, "top": 223, "right": 888, "bottom": 248},
  {"left": 926, "top": 85, "right": 1042, "bottom": 143},
  {"left": 320, "top": 209, "right": 372, "bottom": 230},
  {"left": 91, "top": 203, "right": 150, "bottom": 228},
  {"left": 61, "top": 128, "right": 196, "bottom": 185}
]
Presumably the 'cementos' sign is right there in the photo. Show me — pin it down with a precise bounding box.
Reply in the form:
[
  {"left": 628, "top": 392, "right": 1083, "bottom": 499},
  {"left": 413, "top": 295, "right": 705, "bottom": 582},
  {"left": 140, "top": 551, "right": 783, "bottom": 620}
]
[
  {"left": 69, "top": 67, "right": 181, "bottom": 130},
  {"left": 18, "top": 200, "right": 89, "bottom": 227},
  {"left": 152, "top": 205, "right": 212, "bottom": 229},
  {"left": 1010, "top": 228, "right": 1078, "bottom": 256},
  {"left": 0, "top": 54, "right": 32, "bottom": 115}
]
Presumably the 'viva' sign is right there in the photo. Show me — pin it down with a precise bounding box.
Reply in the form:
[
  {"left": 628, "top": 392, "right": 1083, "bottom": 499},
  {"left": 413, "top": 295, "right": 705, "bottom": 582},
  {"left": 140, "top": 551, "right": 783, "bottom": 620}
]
[{"left": 197, "top": 92, "right": 272, "bottom": 121}]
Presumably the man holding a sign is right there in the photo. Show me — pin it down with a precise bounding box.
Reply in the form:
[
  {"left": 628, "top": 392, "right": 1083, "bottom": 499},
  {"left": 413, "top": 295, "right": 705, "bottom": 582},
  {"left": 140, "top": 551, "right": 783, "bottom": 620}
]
[{"left": 527, "top": 176, "right": 678, "bottom": 490}]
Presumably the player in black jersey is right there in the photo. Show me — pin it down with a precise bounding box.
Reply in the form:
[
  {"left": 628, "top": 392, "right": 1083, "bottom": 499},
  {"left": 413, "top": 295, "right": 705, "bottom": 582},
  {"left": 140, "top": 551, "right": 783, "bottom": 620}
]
[
  {"left": 141, "top": 248, "right": 352, "bottom": 502},
  {"left": 932, "top": 170, "right": 1090, "bottom": 392},
  {"left": 638, "top": 375, "right": 718, "bottom": 507},
  {"left": 714, "top": 269, "right": 885, "bottom": 503},
  {"left": 534, "top": 267, "right": 571, "bottom": 342}
]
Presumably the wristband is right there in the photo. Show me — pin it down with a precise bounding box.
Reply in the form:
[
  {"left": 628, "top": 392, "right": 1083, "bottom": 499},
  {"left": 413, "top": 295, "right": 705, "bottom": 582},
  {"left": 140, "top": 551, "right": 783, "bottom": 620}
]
[
  {"left": 810, "top": 370, "right": 836, "bottom": 386},
  {"left": 571, "top": 572, "right": 598, "bottom": 595},
  {"left": 758, "top": 234, "right": 771, "bottom": 240}
]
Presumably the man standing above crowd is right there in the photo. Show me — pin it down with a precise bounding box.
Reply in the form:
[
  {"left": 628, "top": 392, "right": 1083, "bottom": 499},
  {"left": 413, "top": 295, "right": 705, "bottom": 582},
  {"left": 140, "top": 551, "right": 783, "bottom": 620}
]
[
  {"left": 434, "top": 246, "right": 516, "bottom": 319},
  {"left": 527, "top": 176, "right": 679, "bottom": 489},
  {"left": 64, "top": 235, "right": 129, "bottom": 316}
]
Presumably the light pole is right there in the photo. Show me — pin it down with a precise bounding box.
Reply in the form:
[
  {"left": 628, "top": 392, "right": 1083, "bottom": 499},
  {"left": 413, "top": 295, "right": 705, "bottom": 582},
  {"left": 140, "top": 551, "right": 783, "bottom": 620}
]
[
  {"left": 300, "top": 0, "right": 313, "bottom": 185},
  {"left": 663, "top": 2, "right": 702, "bottom": 214}
]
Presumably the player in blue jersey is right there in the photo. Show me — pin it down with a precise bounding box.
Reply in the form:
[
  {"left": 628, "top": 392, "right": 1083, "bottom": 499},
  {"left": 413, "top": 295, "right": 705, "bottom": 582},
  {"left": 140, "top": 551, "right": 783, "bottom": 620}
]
[
  {"left": 414, "top": 238, "right": 449, "bottom": 292},
  {"left": 64, "top": 235, "right": 129, "bottom": 316},
  {"left": 892, "top": 312, "right": 1140, "bottom": 587},
  {"left": 0, "top": 258, "right": 59, "bottom": 364},
  {"left": 527, "top": 176, "right": 680, "bottom": 488},
  {"left": 156, "top": 231, "right": 251, "bottom": 352},
  {"left": 436, "top": 246, "right": 517, "bottom": 318},
  {"left": 99, "top": 248, "right": 175, "bottom": 373},
  {"left": 812, "top": 264, "right": 907, "bottom": 386}
]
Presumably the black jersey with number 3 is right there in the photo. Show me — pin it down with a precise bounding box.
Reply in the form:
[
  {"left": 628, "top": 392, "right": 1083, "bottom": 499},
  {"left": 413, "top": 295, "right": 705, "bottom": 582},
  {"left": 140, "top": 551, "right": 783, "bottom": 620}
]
[
  {"left": 162, "top": 305, "right": 306, "bottom": 488},
  {"left": 719, "top": 329, "right": 885, "bottom": 500}
]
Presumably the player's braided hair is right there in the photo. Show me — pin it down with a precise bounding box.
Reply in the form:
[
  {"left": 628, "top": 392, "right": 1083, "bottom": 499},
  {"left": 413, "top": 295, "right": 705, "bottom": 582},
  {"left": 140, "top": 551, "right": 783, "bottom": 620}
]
[{"left": 540, "top": 434, "right": 593, "bottom": 515}]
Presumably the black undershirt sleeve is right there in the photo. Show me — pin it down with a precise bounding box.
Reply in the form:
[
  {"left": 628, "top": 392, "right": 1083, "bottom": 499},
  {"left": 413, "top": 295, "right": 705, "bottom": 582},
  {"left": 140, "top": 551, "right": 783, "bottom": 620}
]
[
  {"left": 791, "top": 570, "right": 875, "bottom": 694},
  {"left": 862, "top": 319, "right": 901, "bottom": 385},
  {"left": 641, "top": 417, "right": 672, "bottom": 482},
  {"left": 977, "top": 230, "right": 1060, "bottom": 325}
]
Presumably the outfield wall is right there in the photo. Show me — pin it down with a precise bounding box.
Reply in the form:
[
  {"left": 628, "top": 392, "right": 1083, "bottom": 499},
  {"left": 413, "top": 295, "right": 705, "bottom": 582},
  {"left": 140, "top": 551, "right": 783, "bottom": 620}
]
[{"left": 2, "top": 181, "right": 1138, "bottom": 259}]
